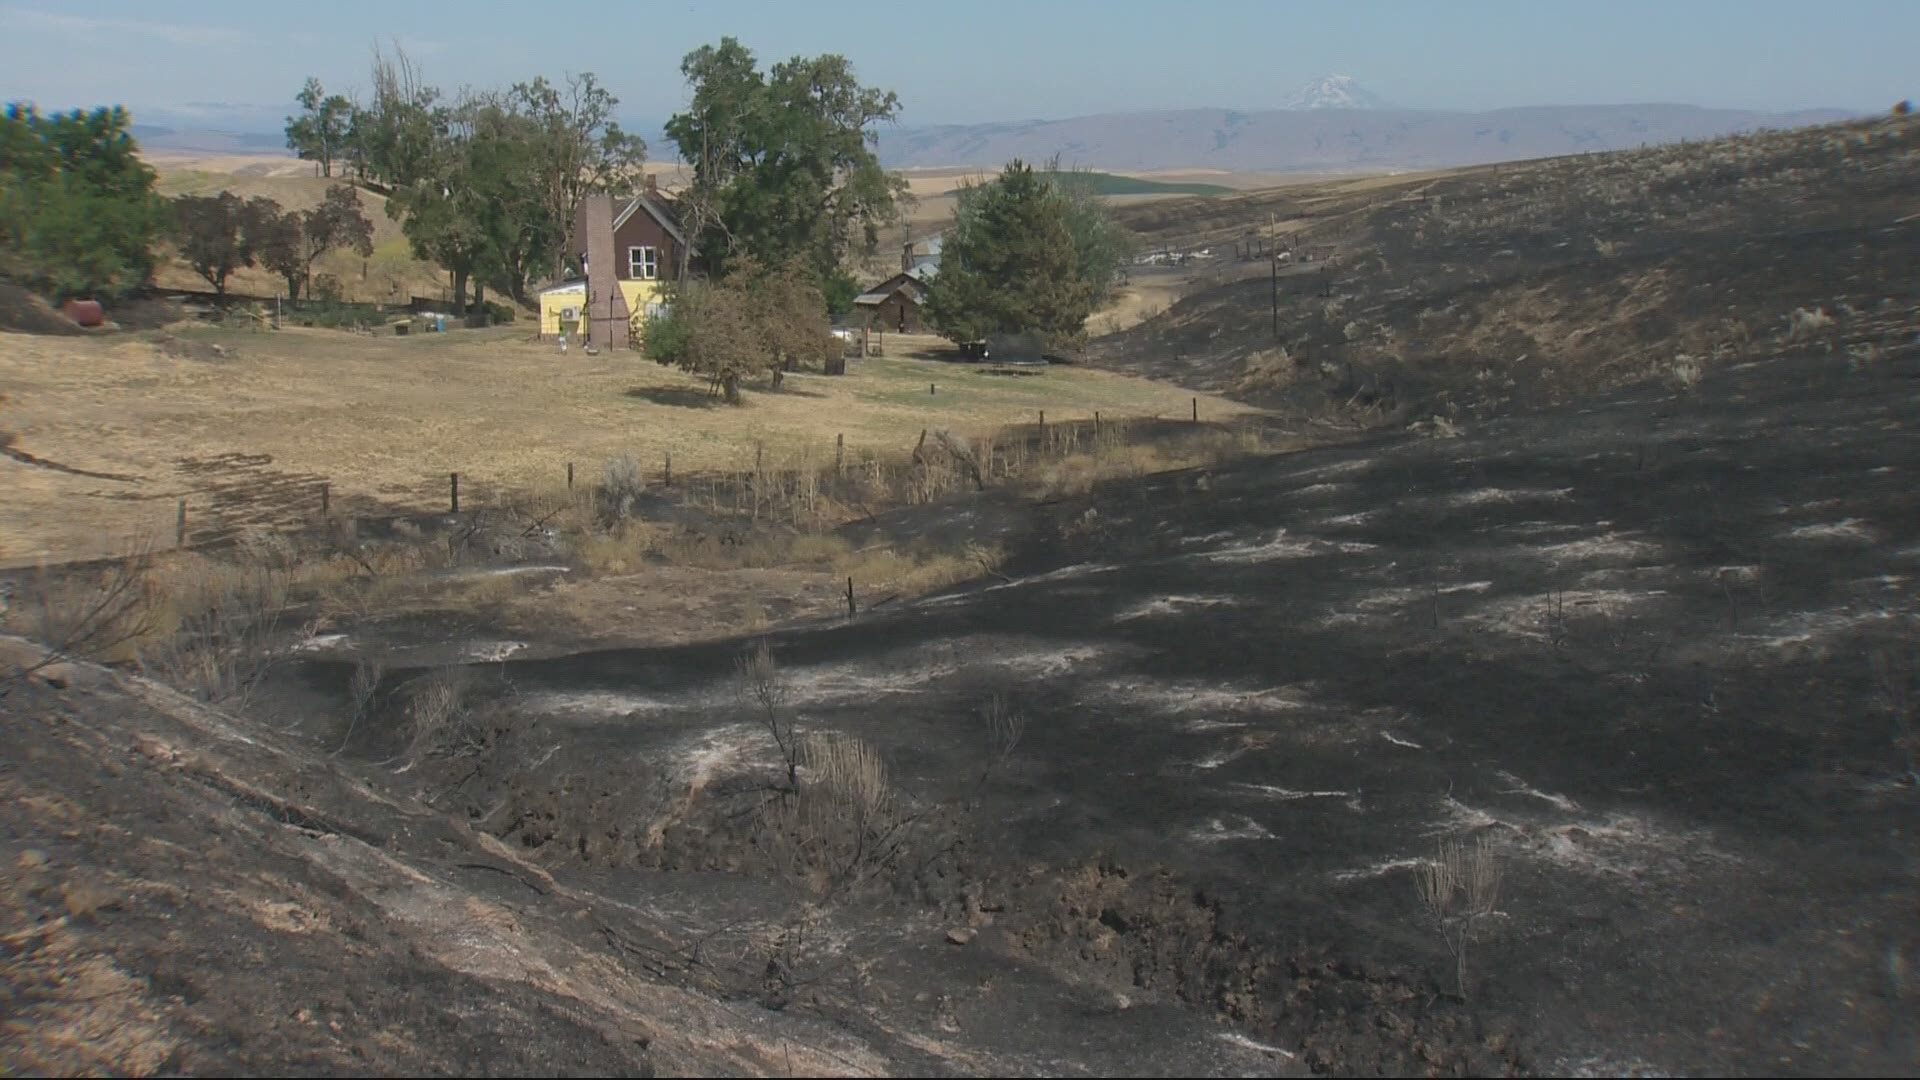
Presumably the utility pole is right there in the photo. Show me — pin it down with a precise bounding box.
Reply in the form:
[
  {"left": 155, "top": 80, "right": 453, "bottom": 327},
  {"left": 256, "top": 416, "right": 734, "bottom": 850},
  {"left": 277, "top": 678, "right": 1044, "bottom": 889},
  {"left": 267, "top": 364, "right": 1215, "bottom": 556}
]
[{"left": 1268, "top": 212, "right": 1280, "bottom": 341}]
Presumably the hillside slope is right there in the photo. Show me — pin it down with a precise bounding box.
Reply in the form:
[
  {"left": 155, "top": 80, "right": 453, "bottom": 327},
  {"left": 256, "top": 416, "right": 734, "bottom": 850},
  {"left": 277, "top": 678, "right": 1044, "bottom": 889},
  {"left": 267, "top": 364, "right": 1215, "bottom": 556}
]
[{"left": 1092, "top": 112, "right": 1920, "bottom": 424}]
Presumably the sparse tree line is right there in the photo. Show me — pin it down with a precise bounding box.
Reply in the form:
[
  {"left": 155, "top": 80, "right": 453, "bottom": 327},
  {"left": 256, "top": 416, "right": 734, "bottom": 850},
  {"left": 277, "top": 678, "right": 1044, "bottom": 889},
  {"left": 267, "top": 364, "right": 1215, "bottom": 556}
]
[
  {"left": 173, "top": 184, "right": 373, "bottom": 301},
  {"left": 3, "top": 38, "right": 1131, "bottom": 371},
  {"left": 283, "top": 50, "right": 648, "bottom": 314}
]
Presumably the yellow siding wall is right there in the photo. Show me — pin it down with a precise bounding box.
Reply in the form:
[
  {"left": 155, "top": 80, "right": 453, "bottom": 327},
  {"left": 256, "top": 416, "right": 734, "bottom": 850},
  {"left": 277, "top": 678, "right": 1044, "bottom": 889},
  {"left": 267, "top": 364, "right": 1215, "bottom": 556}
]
[
  {"left": 539, "top": 279, "right": 664, "bottom": 341},
  {"left": 618, "top": 279, "right": 662, "bottom": 342},
  {"left": 538, "top": 289, "right": 585, "bottom": 338}
]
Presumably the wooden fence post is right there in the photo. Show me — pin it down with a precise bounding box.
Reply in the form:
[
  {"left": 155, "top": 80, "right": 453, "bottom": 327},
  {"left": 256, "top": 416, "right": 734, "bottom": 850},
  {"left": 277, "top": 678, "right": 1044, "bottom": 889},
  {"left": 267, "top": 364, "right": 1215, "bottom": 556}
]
[
  {"left": 449, "top": 472, "right": 459, "bottom": 513},
  {"left": 664, "top": 451, "right": 672, "bottom": 487},
  {"left": 846, "top": 576, "right": 856, "bottom": 619},
  {"left": 320, "top": 482, "right": 330, "bottom": 517},
  {"left": 835, "top": 432, "right": 845, "bottom": 475},
  {"left": 566, "top": 461, "right": 574, "bottom": 490},
  {"left": 175, "top": 499, "right": 187, "bottom": 548},
  {"left": 1193, "top": 397, "right": 1199, "bottom": 423},
  {"left": 930, "top": 382, "right": 936, "bottom": 396}
]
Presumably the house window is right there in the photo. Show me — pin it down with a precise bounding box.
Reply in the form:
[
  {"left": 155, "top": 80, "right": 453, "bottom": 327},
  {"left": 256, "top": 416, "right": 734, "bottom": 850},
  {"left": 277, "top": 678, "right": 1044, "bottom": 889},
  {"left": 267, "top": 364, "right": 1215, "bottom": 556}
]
[{"left": 628, "top": 245, "right": 659, "bottom": 280}]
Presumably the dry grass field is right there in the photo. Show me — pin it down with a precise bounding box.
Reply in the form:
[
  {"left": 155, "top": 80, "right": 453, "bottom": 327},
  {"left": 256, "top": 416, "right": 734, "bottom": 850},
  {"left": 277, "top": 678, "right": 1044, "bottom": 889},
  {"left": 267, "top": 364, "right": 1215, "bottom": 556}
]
[{"left": 0, "top": 324, "right": 1256, "bottom": 565}]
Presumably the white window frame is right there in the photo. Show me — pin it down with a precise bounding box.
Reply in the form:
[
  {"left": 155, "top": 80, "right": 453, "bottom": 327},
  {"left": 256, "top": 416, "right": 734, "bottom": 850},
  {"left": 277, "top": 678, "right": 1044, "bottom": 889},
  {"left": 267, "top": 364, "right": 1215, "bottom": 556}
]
[{"left": 628, "top": 245, "right": 659, "bottom": 280}]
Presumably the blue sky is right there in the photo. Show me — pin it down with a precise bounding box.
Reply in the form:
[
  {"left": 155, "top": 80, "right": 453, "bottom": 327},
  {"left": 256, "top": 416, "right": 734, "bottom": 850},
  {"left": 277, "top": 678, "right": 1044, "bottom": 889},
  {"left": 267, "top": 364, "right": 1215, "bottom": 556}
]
[{"left": 2, "top": 0, "right": 1914, "bottom": 131}]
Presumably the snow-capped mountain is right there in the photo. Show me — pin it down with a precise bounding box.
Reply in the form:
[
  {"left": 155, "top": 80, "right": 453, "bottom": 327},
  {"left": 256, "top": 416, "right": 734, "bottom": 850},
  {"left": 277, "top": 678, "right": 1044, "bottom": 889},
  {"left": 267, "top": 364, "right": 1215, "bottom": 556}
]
[{"left": 1281, "top": 75, "right": 1388, "bottom": 111}]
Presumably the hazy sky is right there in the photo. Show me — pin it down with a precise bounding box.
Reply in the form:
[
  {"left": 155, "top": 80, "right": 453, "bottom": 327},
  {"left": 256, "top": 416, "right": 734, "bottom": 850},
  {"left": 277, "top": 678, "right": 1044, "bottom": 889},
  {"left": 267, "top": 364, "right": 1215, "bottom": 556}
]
[{"left": 2, "top": 0, "right": 1915, "bottom": 130}]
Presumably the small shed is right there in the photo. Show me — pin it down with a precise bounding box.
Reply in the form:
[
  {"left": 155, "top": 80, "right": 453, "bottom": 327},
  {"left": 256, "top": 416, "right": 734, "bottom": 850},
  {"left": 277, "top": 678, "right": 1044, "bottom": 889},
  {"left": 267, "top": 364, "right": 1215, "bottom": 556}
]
[
  {"left": 853, "top": 271, "right": 929, "bottom": 334},
  {"left": 538, "top": 282, "right": 587, "bottom": 339}
]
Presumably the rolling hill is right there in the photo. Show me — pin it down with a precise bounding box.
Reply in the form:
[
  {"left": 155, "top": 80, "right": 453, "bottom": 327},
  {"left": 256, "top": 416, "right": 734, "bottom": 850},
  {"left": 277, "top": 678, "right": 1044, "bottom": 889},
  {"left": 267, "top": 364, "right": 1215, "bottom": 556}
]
[{"left": 876, "top": 103, "right": 1856, "bottom": 171}]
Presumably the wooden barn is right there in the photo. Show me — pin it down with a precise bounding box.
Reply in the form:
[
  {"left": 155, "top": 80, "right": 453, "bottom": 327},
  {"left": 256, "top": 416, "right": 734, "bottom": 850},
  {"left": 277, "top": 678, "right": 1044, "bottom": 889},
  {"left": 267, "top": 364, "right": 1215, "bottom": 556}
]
[{"left": 852, "top": 271, "right": 930, "bottom": 333}]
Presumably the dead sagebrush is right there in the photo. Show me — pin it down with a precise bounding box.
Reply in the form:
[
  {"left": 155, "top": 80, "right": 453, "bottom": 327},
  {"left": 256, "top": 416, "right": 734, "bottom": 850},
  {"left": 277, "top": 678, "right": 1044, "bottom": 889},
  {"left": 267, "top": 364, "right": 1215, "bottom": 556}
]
[
  {"left": 1869, "top": 644, "right": 1920, "bottom": 792},
  {"left": 9, "top": 535, "right": 159, "bottom": 676},
  {"left": 763, "top": 731, "right": 924, "bottom": 896},
  {"left": 602, "top": 453, "right": 646, "bottom": 518},
  {"left": 335, "top": 655, "right": 386, "bottom": 755},
  {"left": 737, "top": 639, "right": 799, "bottom": 788},
  {"left": 140, "top": 556, "right": 296, "bottom": 709},
  {"left": 1414, "top": 834, "right": 1503, "bottom": 999},
  {"left": 395, "top": 668, "right": 483, "bottom": 770}
]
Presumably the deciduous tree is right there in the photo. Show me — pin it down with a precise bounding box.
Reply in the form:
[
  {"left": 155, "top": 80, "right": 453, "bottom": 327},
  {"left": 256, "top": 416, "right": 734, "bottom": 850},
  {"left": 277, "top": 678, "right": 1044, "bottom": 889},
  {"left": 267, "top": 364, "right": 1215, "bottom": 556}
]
[
  {"left": 666, "top": 38, "right": 907, "bottom": 285},
  {"left": 297, "top": 184, "right": 375, "bottom": 300},
  {"left": 285, "top": 77, "right": 354, "bottom": 178},
  {"left": 172, "top": 192, "right": 257, "bottom": 296}
]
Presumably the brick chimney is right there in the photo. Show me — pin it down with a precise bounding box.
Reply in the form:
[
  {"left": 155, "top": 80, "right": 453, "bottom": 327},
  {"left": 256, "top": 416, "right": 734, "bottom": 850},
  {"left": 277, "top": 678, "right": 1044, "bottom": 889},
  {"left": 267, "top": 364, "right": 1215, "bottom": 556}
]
[
  {"left": 901, "top": 240, "right": 914, "bottom": 273},
  {"left": 582, "top": 194, "right": 628, "bottom": 350},
  {"left": 645, "top": 173, "right": 658, "bottom": 195}
]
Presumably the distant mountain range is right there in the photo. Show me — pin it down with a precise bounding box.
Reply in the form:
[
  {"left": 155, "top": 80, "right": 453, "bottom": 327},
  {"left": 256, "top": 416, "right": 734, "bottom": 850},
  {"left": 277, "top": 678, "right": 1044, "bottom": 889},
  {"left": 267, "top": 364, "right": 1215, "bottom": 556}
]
[
  {"left": 873, "top": 103, "right": 1856, "bottom": 172},
  {"left": 123, "top": 78, "right": 1858, "bottom": 174}
]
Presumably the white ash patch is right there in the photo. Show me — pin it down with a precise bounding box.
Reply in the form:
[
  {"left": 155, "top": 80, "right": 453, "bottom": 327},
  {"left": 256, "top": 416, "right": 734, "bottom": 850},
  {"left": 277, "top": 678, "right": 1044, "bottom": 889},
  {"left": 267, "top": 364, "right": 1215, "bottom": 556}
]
[
  {"left": 1532, "top": 532, "right": 1665, "bottom": 566},
  {"left": 1183, "top": 743, "right": 1252, "bottom": 770},
  {"left": 1496, "top": 770, "right": 1579, "bottom": 813},
  {"left": 1286, "top": 458, "right": 1373, "bottom": 482},
  {"left": 665, "top": 723, "right": 779, "bottom": 796},
  {"left": 1291, "top": 482, "right": 1354, "bottom": 499},
  {"left": 1083, "top": 677, "right": 1317, "bottom": 719},
  {"left": 1202, "top": 529, "right": 1376, "bottom": 564},
  {"left": 1428, "top": 798, "right": 1737, "bottom": 880},
  {"left": 1783, "top": 518, "right": 1880, "bottom": 543},
  {"left": 464, "top": 564, "right": 571, "bottom": 578},
  {"left": 1440, "top": 580, "right": 1494, "bottom": 595},
  {"left": 1114, "top": 594, "right": 1243, "bottom": 621},
  {"left": 983, "top": 562, "right": 1118, "bottom": 591},
  {"left": 1215, "top": 1032, "right": 1296, "bottom": 1059},
  {"left": 294, "top": 633, "right": 350, "bottom": 653},
  {"left": 1319, "top": 510, "right": 1378, "bottom": 527},
  {"left": 1380, "top": 731, "right": 1423, "bottom": 750},
  {"left": 523, "top": 689, "right": 677, "bottom": 718},
  {"left": 776, "top": 638, "right": 1121, "bottom": 704},
  {"left": 991, "top": 644, "right": 1113, "bottom": 679},
  {"left": 1186, "top": 815, "right": 1276, "bottom": 842},
  {"left": 1232, "top": 783, "right": 1352, "bottom": 802},
  {"left": 465, "top": 640, "right": 527, "bottom": 662},
  {"left": 1553, "top": 1054, "right": 1674, "bottom": 1078},
  {"left": 1746, "top": 606, "right": 1901, "bottom": 653},
  {"left": 1523, "top": 813, "right": 1740, "bottom": 879},
  {"left": 780, "top": 663, "right": 955, "bottom": 703},
  {"left": 1316, "top": 585, "right": 1425, "bottom": 626},
  {"left": 1459, "top": 588, "right": 1656, "bottom": 640},
  {"left": 1436, "top": 487, "right": 1574, "bottom": 509},
  {"left": 1495, "top": 520, "right": 1598, "bottom": 538},
  {"left": 1331, "top": 857, "right": 1427, "bottom": 883},
  {"left": 1180, "top": 530, "right": 1237, "bottom": 547}
]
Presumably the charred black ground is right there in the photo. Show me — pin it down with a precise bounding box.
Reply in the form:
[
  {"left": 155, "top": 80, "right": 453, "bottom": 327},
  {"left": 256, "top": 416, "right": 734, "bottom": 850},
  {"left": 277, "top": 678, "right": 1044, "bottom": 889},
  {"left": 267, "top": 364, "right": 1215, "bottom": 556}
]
[{"left": 6, "top": 114, "right": 1920, "bottom": 1077}]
